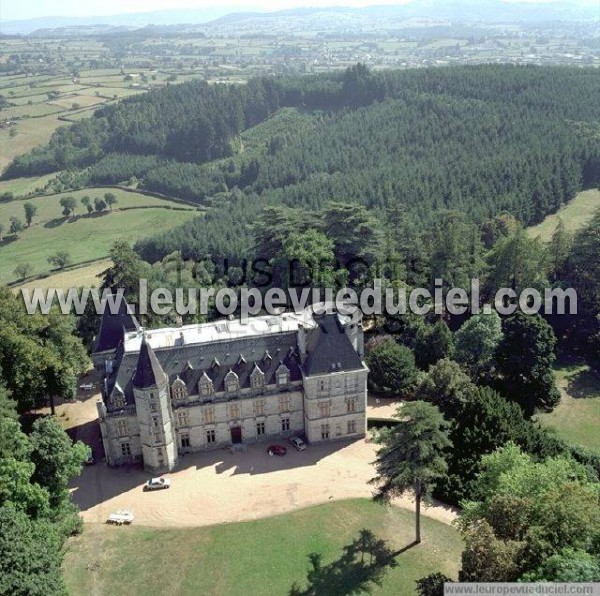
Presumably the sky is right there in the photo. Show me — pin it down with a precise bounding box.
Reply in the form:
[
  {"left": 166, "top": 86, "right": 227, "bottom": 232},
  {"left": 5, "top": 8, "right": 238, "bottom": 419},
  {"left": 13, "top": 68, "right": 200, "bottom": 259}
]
[{"left": 0, "top": 0, "right": 597, "bottom": 22}]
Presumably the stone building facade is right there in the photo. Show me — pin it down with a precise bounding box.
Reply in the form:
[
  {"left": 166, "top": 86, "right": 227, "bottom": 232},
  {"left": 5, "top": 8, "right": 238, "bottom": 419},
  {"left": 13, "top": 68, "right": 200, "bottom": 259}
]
[{"left": 94, "top": 304, "right": 368, "bottom": 473}]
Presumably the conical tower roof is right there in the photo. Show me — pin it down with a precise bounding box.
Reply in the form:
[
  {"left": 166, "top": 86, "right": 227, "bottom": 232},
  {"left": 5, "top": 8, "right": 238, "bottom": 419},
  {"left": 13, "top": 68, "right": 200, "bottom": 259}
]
[{"left": 133, "top": 336, "right": 167, "bottom": 389}]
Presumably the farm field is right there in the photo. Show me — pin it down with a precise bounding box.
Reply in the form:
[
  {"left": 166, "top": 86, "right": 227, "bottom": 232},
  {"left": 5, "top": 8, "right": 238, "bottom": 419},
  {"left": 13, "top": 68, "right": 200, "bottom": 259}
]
[
  {"left": 62, "top": 499, "right": 462, "bottom": 596},
  {"left": 537, "top": 356, "right": 600, "bottom": 451},
  {"left": 0, "top": 187, "right": 198, "bottom": 283},
  {"left": 527, "top": 188, "right": 600, "bottom": 242},
  {"left": 15, "top": 259, "right": 111, "bottom": 292}
]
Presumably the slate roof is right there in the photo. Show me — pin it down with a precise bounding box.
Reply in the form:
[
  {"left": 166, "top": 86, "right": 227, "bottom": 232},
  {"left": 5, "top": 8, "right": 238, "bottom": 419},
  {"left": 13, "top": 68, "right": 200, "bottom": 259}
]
[
  {"left": 303, "top": 313, "right": 364, "bottom": 376},
  {"left": 93, "top": 296, "right": 140, "bottom": 354},
  {"left": 106, "top": 330, "right": 302, "bottom": 409},
  {"left": 132, "top": 337, "right": 167, "bottom": 389}
]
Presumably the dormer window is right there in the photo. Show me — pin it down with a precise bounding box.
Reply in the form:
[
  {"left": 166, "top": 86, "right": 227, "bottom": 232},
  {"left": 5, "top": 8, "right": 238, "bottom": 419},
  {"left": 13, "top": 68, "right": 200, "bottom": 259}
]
[
  {"left": 276, "top": 364, "right": 290, "bottom": 388},
  {"left": 199, "top": 373, "right": 214, "bottom": 398},
  {"left": 171, "top": 377, "right": 188, "bottom": 403},
  {"left": 112, "top": 388, "right": 126, "bottom": 409},
  {"left": 225, "top": 370, "right": 239, "bottom": 395},
  {"left": 250, "top": 365, "right": 265, "bottom": 391}
]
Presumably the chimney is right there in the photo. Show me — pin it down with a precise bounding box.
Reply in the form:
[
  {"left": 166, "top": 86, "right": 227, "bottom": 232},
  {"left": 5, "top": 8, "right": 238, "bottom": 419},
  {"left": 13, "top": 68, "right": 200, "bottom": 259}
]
[{"left": 297, "top": 324, "right": 307, "bottom": 360}]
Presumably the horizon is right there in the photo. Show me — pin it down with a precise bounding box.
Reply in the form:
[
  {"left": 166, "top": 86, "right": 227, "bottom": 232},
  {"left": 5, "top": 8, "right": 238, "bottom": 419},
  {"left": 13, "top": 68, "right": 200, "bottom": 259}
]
[{"left": 2, "top": 0, "right": 598, "bottom": 24}]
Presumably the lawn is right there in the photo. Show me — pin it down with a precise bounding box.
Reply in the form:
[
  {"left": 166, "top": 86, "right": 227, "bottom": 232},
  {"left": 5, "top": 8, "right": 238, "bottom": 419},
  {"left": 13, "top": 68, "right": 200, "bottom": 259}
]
[
  {"left": 528, "top": 188, "right": 600, "bottom": 242},
  {"left": 536, "top": 356, "right": 600, "bottom": 451},
  {"left": 62, "top": 499, "right": 462, "bottom": 596},
  {"left": 0, "top": 188, "right": 198, "bottom": 282}
]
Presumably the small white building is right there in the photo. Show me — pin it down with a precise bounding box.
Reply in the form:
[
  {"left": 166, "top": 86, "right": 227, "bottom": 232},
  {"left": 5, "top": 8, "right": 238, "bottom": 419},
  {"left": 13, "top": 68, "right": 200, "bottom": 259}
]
[{"left": 94, "top": 304, "right": 368, "bottom": 473}]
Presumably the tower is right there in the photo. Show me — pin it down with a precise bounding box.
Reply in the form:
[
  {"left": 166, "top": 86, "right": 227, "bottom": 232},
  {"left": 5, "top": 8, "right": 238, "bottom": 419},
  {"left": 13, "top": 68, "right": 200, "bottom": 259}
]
[{"left": 132, "top": 336, "right": 178, "bottom": 472}]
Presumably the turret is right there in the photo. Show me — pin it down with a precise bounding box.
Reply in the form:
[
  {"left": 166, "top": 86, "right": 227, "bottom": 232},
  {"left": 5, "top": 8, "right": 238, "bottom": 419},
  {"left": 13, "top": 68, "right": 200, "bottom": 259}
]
[{"left": 132, "top": 336, "right": 178, "bottom": 472}]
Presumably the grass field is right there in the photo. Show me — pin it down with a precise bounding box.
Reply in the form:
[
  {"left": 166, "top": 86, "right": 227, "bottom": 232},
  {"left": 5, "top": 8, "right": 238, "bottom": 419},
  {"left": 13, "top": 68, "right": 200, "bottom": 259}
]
[
  {"left": 528, "top": 188, "right": 600, "bottom": 242},
  {"left": 0, "top": 114, "right": 67, "bottom": 171},
  {"left": 15, "top": 259, "right": 111, "bottom": 292},
  {"left": 62, "top": 499, "right": 462, "bottom": 596},
  {"left": 0, "top": 187, "right": 197, "bottom": 283},
  {"left": 536, "top": 355, "right": 600, "bottom": 451}
]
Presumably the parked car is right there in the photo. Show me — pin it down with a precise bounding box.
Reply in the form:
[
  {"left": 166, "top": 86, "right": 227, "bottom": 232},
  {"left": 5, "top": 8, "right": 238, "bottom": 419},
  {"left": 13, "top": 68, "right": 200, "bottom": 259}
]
[
  {"left": 106, "top": 510, "right": 134, "bottom": 525},
  {"left": 144, "top": 477, "right": 171, "bottom": 491},
  {"left": 79, "top": 383, "right": 94, "bottom": 392},
  {"left": 267, "top": 444, "right": 287, "bottom": 456},
  {"left": 289, "top": 436, "right": 307, "bottom": 451}
]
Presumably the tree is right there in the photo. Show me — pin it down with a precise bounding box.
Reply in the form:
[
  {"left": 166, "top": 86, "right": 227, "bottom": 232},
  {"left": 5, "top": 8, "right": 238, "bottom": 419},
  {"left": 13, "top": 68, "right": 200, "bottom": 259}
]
[
  {"left": 458, "top": 443, "right": 600, "bottom": 580},
  {"left": 9, "top": 216, "right": 24, "bottom": 237},
  {"left": 0, "top": 507, "right": 66, "bottom": 595},
  {"left": 30, "top": 417, "right": 88, "bottom": 508},
  {"left": 486, "top": 229, "right": 548, "bottom": 295},
  {"left": 0, "top": 223, "right": 4, "bottom": 240},
  {"left": 59, "top": 196, "right": 76, "bottom": 217},
  {"left": 416, "top": 572, "right": 452, "bottom": 596},
  {"left": 547, "top": 218, "right": 572, "bottom": 281},
  {"left": 47, "top": 251, "right": 71, "bottom": 270},
  {"left": 103, "top": 192, "right": 117, "bottom": 210},
  {"left": 417, "top": 359, "right": 476, "bottom": 418},
  {"left": 454, "top": 311, "right": 503, "bottom": 378},
  {"left": 13, "top": 262, "right": 33, "bottom": 280},
  {"left": 80, "top": 195, "right": 92, "bottom": 214},
  {"left": 8, "top": 127, "right": 17, "bottom": 139},
  {"left": 94, "top": 197, "right": 107, "bottom": 212},
  {"left": 23, "top": 202, "right": 37, "bottom": 227},
  {"left": 520, "top": 549, "right": 600, "bottom": 582},
  {"left": 496, "top": 312, "right": 559, "bottom": 414},
  {"left": 366, "top": 339, "right": 419, "bottom": 397},
  {"left": 414, "top": 320, "right": 455, "bottom": 370},
  {"left": 370, "top": 401, "right": 451, "bottom": 543}
]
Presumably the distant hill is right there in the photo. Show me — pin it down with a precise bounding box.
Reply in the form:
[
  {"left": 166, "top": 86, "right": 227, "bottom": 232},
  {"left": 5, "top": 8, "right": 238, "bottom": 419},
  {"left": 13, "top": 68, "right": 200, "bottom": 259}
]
[{"left": 2, "top": 1, "right": 597, "bottom": 35}]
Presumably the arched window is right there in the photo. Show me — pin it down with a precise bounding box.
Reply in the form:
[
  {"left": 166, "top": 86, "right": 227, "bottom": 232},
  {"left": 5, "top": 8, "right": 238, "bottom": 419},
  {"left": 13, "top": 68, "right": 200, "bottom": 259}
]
[
  {"left": 198, "top": 372, "right": 214, "bottom": 398},
  {"left": 171, "top": 377, "right": 188, "bottom": 403},
  {"left": 225, "top": 370, "right": 239, "bottom": 395},
  {"left": 250, "top": 364, "right": 265, "bottom": 392},
  {"left": 276, "top": 364, "right": 290, "bottom": 388}
]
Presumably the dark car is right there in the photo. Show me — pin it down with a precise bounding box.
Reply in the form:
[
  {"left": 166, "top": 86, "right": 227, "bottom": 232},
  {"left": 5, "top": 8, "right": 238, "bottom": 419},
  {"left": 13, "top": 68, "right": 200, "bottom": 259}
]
[{"left": 267, "top": 444, "right": 287, "bottom": 457}]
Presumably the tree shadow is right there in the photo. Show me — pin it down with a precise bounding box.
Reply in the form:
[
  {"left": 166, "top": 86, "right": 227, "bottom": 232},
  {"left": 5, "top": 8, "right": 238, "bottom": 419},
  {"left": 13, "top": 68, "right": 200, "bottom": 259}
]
[
  {"left": 566, "top": 369, "right": 600, "bottom": 399},
  {"left": 289, "top": 529, "right": 403, "bottom": 595},
  {"left": 0, "top": 235, "right": 18, "bottom": 247},
  {"left": 44, "top": 216, "right": 69, "bottom": 229}
]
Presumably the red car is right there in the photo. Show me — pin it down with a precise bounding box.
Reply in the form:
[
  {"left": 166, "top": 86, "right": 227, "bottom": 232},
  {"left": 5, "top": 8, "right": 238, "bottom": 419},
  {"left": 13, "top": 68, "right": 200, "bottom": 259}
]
[{"left": 267, "top": 445, "right": 287, "bottom": 457}]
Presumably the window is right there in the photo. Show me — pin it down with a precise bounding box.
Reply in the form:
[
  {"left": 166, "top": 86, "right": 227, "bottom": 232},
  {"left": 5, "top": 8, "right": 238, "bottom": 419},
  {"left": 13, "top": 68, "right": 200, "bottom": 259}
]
[
  {"left": 171, "top": 378, "right": 188, "bottom": 403},
  {"left": 347, "top": 420, "right": 356, "bottom": 434},
  {"left": 180, "top": 433, "right": 190, "bottom": 449},
  {"left": 228, "top": 404, "right": 240, "bottom": 419},
  {"left": 318, "top": 402, "right": 330, "bottom": 418},
  {"left": 276, "top": 364, "right": 290, "bottom": 388},
  {"left": 346, "top": 400, "right": 356, "bottom": 414},
  {"left": 157, "top": 447, "right": 164, "bottom": 464},
  {"left": 256, "top": 422, "right": 265, "bottom": 436},
  {"left": 203, "top": 407, "right": 215, "bottom": 424},
  {"left": 199, "top": 374, "right": 214, "bottom": 398},
  {"left": 321, "top": 424, "right": 330, "bottom": 440},
  {"left": 116, "top": 419, "right": 129, "bottom": 437},
  {"left": 153, "top": 431, "right": 162, "bottom": 444},
  {"left": 152, "top": 415, "right": 160, "bottom": 428},
  {"left": 225, "top": 371, "right": 239, "bottom": 395},
  {"left": 206, "top": 429, "right": 216, "bottom": 444},
  {"left": 250, "top": 366, "right": 265, "bottom": 391},
  {"left": 278, "top": 395, "right": 291, "bottom": 413},
  {"left": 112, "top": 391, "right": 126, "bottom": 409},
  {"left": 120, "top": 442, "right": 131, "bottom": 457},
  {"left": 281, "top": 417, "right": 290, "bottom": 432},
  {"left": 254, "top": 399, "right": 266, "bottom": 416},
  {"left": 177, "top": 410, "right": 189, "bottom": 428}
]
